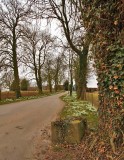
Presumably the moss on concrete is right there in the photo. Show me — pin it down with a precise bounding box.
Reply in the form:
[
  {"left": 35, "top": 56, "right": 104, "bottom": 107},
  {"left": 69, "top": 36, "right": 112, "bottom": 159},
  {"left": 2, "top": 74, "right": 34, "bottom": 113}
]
[{"left": 51, "top": 118, "right": 87, "bottom": 144}]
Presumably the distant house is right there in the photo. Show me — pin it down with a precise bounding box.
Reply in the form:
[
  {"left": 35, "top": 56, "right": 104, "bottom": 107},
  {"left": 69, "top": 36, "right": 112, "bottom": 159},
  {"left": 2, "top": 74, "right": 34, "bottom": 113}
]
[
  {"left": 27, "top": 87, "right": 38, "bottom": 91},
  {"left": 42, "top": 85, "right": 50, "bottom": 90},
  {"left": 54, "top": 85, "right": 64, "bottom": 90},
  {"left": 28, "top": 86, "right": 51, "bottom": 91}
]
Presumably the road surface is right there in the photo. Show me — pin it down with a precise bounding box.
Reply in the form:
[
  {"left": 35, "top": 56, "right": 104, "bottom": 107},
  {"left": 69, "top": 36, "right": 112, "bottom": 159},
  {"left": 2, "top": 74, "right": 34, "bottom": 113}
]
[{"left": 0, "top": 92, "right": 66, "bottom": 160}]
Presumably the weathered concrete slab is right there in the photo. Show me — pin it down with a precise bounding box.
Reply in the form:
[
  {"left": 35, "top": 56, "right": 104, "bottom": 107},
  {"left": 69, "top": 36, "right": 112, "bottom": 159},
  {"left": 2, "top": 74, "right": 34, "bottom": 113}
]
[
  {"left": 65, "top": 119, "right": 85, "bottom": 144},
  {"left": 51, "top": 118, "right": 87, "bottom": 144},
  {"left": 51, "top": 120, "right": 66, "bottom": 144}
]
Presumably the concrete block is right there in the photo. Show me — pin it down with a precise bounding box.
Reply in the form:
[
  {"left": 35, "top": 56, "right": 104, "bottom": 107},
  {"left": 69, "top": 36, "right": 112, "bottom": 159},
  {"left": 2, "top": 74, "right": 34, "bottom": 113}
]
[
  {"left": 65, "top": 119, "right": 85, "bottom": 144},
  {"left": 51, "top": 120, "right": 66, "bottom": 144},
  {"left": 51, "top": 118, "right": 87, "bottom": 144}
]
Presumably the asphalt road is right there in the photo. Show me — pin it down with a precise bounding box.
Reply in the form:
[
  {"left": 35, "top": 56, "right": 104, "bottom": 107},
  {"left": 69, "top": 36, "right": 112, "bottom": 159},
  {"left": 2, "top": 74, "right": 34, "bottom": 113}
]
[{"left": 0, "top": 92, "right": 66, "bottom": 160}]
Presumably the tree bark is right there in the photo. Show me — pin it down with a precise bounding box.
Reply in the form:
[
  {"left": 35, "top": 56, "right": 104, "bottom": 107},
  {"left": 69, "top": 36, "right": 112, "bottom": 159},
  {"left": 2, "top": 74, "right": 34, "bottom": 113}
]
[
  {"left": 94, "top": 1, "right": 124, "bottom": 151},
  {"left": 69, "top": 53, "right": 73, "bottom": 96},
  {"left": 12, "top": 28, "right": 21, "bottom": 99},
  {"left": 37, "top": 80, "right": 43, "bottom": 94},
  {"left": 34, "top": 69, "right": 43, "bottom": 94},
  {"left": 48, "top": 71, "right": 52, "bottom": 93},
  {"left": 54, "top": 69, "right": 59, "bottom": 92},
  {"left": 38, "top": 68, "right": 43, "bottom": 94},
  {"left": 77, "top": 47, "right": 88, "bottom": 100},
  {"left": 97, "top": 49, "right": 124, "bottom": 150},
  {"left": 70, "top": 70, "right": 73, "bottom": 96},
  {"left": 48, "top": 77, "right": 52, "bottom": 93},
  {"left": 54, "top": 79, "right": 58, "bottom": 92}
]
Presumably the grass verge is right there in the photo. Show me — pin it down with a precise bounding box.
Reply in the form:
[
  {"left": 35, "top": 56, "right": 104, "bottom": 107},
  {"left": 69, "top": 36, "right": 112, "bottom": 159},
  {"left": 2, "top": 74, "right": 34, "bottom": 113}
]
[{"left": 60, "top": 92, "right": 98, "bottom": 130}]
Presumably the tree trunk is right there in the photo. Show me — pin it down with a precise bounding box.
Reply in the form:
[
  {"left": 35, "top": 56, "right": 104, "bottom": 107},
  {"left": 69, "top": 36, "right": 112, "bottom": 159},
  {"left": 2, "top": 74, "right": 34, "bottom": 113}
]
[
  {"left": 95, "top": 1, "right": 124, "bottom": 152},
  {"left": 54, "top": 84, "right": 57, "bottom": 92},
  {"left": 35, "top": 74, "right": 43, "bottom": 95},
  {"left": 37, "top": 81, "right": 42, "bottom": 94},
  {"left": 77, "top": 47, "right": 88, "bottom": 100},
  {"left": 48, "top": 73, "right": 52, "bottom": 93},
  {"left": 54, "top": 79, "right": 58, "bottom": 92},
  {"left": 12, "top": 29, "right": 21, "bottom": 99},
  {"left": 70, "top": 71, "right": 73, "bottom": 96},
  {"left": 69, "top": 54, "right": 73, "bottom": 96},
  {"left": 38, "top": 69, "right": 43, "bottom": 94},
  {"left": 48, "top": 80, "right": 52, "bottom": 93},
  {"left": 70, "top": 59, "right": 73, "bottom": 96},
  {"left": 54, "top": 66, "right": 59, "bottom": 92}
]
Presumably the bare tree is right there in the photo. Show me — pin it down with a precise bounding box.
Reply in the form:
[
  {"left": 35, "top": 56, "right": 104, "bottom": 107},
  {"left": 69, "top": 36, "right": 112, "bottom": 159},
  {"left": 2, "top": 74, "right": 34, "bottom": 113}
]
[
  {"left": 43, "top": 56, "right": 54, "bottom": 93},
  {"left": 1, "top": 69, "right": 14, "bottom": 91},
  {"left": 68, "top": 50, "right": 74, "bottom": 96},
  {"left": 0, "top": 0, "right": 33, "bottom": 98},
  {"left": 0, "top": 55, "right": 12, "bottom": 100},
  {"left": 52, "top": 54, "right": 66, "bottom": 92},
  {"left": 62, "top": 46, "right": 76, "bottom": 96},
  {"left": 0, "top": 57, "right": 5, "bottom": 100},
  {"left": 22, "top": 26, "right": 54, "bottom": 94},
  {"left": 37, "top": 0, "right": 90, "bottom": 99}
]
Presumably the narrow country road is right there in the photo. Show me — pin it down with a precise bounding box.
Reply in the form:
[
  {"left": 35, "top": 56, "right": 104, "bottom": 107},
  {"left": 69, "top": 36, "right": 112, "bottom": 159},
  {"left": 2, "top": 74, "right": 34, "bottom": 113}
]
[{"left": 0, "top": 92, "right": 66, "bottom": 160}]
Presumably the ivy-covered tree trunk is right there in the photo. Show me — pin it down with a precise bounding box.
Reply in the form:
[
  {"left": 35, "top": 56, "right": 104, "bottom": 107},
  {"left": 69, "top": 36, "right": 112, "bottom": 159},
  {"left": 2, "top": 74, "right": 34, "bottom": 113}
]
[
  {"left": 12, "top": 28, "right": 21, "bottom": 99},
  {"left": 97, "top": 48, "right": 124, "bottom": 151},
  {"left": 90, "top": 0, "right": 124, "bottom": 153},
  {"left": 77, "top": 47, "right": 88, "bottom": 100}
]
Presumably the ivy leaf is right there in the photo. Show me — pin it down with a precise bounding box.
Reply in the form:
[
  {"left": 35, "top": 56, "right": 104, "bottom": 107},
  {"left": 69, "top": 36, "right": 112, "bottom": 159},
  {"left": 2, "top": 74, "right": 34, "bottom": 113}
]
[{"left": 116, "top": 51, "right": 124, "bottom": 58}]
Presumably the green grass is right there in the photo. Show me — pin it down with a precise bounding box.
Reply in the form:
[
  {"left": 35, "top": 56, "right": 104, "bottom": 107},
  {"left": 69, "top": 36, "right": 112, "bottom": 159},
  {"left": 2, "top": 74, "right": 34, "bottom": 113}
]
[{"left": 60, "top": 93, "right": 98, "bottom": 130}]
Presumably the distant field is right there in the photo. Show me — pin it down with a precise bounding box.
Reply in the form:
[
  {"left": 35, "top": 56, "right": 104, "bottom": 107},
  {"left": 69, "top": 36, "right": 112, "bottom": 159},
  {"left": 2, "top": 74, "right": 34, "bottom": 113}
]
[
  {"left": 86, "top": 92, "right": 99, "bottom": 108},
  {"left": 1, "top": 90, "right": 50, "bottom": 100},
  {"left": 1, "top": 91, "right": 99, "bottom": 108}
]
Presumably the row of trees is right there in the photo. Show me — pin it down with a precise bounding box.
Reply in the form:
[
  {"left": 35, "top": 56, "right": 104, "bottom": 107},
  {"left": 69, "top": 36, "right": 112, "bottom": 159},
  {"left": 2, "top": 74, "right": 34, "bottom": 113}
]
[
  {"left": 41, "top": 0, "right": 90, "bottom": 100},
  {"left": 0, "top": 0, "right": 33, "bottom": 98},
  {"left": 0, "top": 0, "right": 94, "bottom": 100},
  {"left": 0, "top": 0, "right": 69, "bottom": 97}
]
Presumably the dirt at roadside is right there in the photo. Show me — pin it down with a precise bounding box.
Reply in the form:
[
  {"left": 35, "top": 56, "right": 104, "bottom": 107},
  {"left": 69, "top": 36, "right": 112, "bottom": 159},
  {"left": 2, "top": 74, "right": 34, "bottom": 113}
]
[
  {"left": 33, "top": 126, "right": 124, "bottom": 160},
  {"left": 32, "top": 125, "right": 92, "bottom": 160},
  {"left": 32, "top": 125, "right": 51, "bottom": 160}
]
